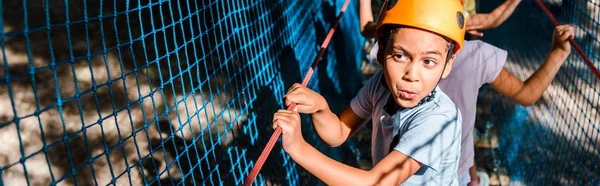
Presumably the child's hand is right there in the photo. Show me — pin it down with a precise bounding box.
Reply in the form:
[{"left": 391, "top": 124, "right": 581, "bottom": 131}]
[
  {"left": 284, "top": 83, "right": 328, "bottom": 114},
  {"left": 273, "top": 109, "right": 304, "bottom": 153},
  {"left": 551, "top": 24, "right": 574, "bottom": 54},
  {"left": 465, "top": 13, "right": 493, "bottom": 37}
]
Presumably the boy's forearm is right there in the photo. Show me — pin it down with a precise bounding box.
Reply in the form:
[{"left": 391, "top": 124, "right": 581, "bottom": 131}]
[
  {"left": 311, "top": 109, "right": 346, "bottom": 147},
  {"left": 288, "top": 141, "right": 376, "bottom": 185}
]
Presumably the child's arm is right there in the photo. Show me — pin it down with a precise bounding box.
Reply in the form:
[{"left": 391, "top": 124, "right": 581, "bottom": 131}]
[
  {"left": 466, "top": 0, "right": 522, "bottom": 37},
  {"left": 272, "top": 110, "right": 422, "bottom": 185},
  {"left": 359, "top": 0, "right": 377, "bottom": 38},
  {"left": 489, "top": 25, "right": 574, "bottom": 106},
  {"left": 284, "top": 83, "right": 366, "bottom": 147}
]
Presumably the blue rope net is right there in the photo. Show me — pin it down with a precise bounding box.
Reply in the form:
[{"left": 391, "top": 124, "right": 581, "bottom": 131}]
[
  {"left": 0, "top": 0, "right": 365, "bottom": 185},
  {"left": 476, "top": 0, "right": 599, "bottom": 185}
]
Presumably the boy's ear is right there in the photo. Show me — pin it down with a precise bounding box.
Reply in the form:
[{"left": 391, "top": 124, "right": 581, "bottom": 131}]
[{"left": 441, "top": 54, "right": 456, "bottom": 78}]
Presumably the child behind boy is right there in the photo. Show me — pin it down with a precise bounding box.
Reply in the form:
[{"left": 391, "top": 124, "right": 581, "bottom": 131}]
[{"left": 271, "top": 0, "right": 466, "bottom": 184}]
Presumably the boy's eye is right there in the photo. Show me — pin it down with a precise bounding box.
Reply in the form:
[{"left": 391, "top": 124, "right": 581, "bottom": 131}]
[
  {"left": 393, "top": 54, "right": 407, "bottom": 61},
  {"left": 424, "top": 59, "right": 437, "bottom": 67}
]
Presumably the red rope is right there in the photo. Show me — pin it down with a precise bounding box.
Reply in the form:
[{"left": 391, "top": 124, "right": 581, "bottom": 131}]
[
  {"left": 535, "top": 0, "right": 600, "bottom": 81},
  {"left": 243, "top": 0, "right": 352, "bottom": 185}
]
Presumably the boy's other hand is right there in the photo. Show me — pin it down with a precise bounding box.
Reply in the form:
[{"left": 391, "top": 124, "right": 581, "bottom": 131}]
[
  {"left": 284, "top": 83, "right": 328, "bottom": 114},
  {"left": 273, "top": 109, "right": 304, "bottom": 154},
  {"left": 551, "top": 24, "right": 574, "bottom": 54}
]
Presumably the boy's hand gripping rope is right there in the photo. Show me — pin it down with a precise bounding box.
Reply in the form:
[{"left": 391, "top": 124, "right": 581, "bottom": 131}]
[
  {"left": 535, "top": 0, "right": 600, "bottom": 80},
  {"left": 243, "top": 0, "right": 352, "bottom": 185}
]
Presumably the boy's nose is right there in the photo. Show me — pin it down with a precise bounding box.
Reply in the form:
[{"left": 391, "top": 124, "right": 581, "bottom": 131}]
[{"left": 402, "top": 62, "right": 420, "bottom": 82}]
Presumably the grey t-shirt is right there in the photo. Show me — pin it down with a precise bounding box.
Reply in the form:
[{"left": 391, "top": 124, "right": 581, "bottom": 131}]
[
  {"left": 368, "top": 40, "right": 507, "bottom": 174},
  {"left": 438, "top": 40, "right": 507, "bottom": 174},
  {"left": 350, "top": 72, "right": 462, "bottom": 185}
]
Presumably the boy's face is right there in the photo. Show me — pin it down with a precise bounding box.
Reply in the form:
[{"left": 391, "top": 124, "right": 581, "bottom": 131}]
[{"left": 382, "top": 27, "right": 455, "bottom": 108}]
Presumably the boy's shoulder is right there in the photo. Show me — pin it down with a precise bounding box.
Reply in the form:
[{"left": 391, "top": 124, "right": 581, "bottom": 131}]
[
  {"left": 433, "top": 89, "right": 459, "bottom": 112},
  {"left": 403, "top": 88, "right": 461, "bottom": 125},
  {"left": 433, "top": 90, "right": 461, "bottom": 120}
]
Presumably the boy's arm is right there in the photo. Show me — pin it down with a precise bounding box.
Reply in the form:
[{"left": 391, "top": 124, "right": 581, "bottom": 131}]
[
  {"left": 311, "top": 106, "right": 366, "bottom": 147},
  {"left": 359, "top": 0, "right": 377, "bottom": 38},
  {"left": 490, "top": 25, "right": 573, "bottom": 106},
  {"left": 284, "top": 84, "right": 367, "bottom": 147},
  {"left": 281, "top": 108, "right": 460, "bottom": 185},
  {"left": 273, "top": 109, "right": 421, "bottom": 185},
  {"left": 287, "top": 138, "right": 421, "bottom": 185},
  {"left": 274, "top": 99, "right": 460, "bottom": 185},
  {"left": 285, "top": 71, "right": 382, "bottom": 146}
]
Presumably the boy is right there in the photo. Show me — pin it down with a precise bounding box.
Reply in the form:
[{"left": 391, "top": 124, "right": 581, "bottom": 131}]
[
  {"left": 359, "top": 0, "right": 574, "bottom": 185},
  {"left": 272, "top": 0, "right": 465, "bottom": 185}
]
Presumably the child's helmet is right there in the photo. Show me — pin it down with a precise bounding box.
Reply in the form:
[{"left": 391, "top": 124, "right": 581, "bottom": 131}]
[{"left": 376, "top": 0, "right": 467, "bottom": 53}]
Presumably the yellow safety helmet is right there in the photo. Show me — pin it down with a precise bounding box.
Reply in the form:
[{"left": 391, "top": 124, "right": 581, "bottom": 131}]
[{"left": 376, "top": 0, "right": 466, "bottom": 53}]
